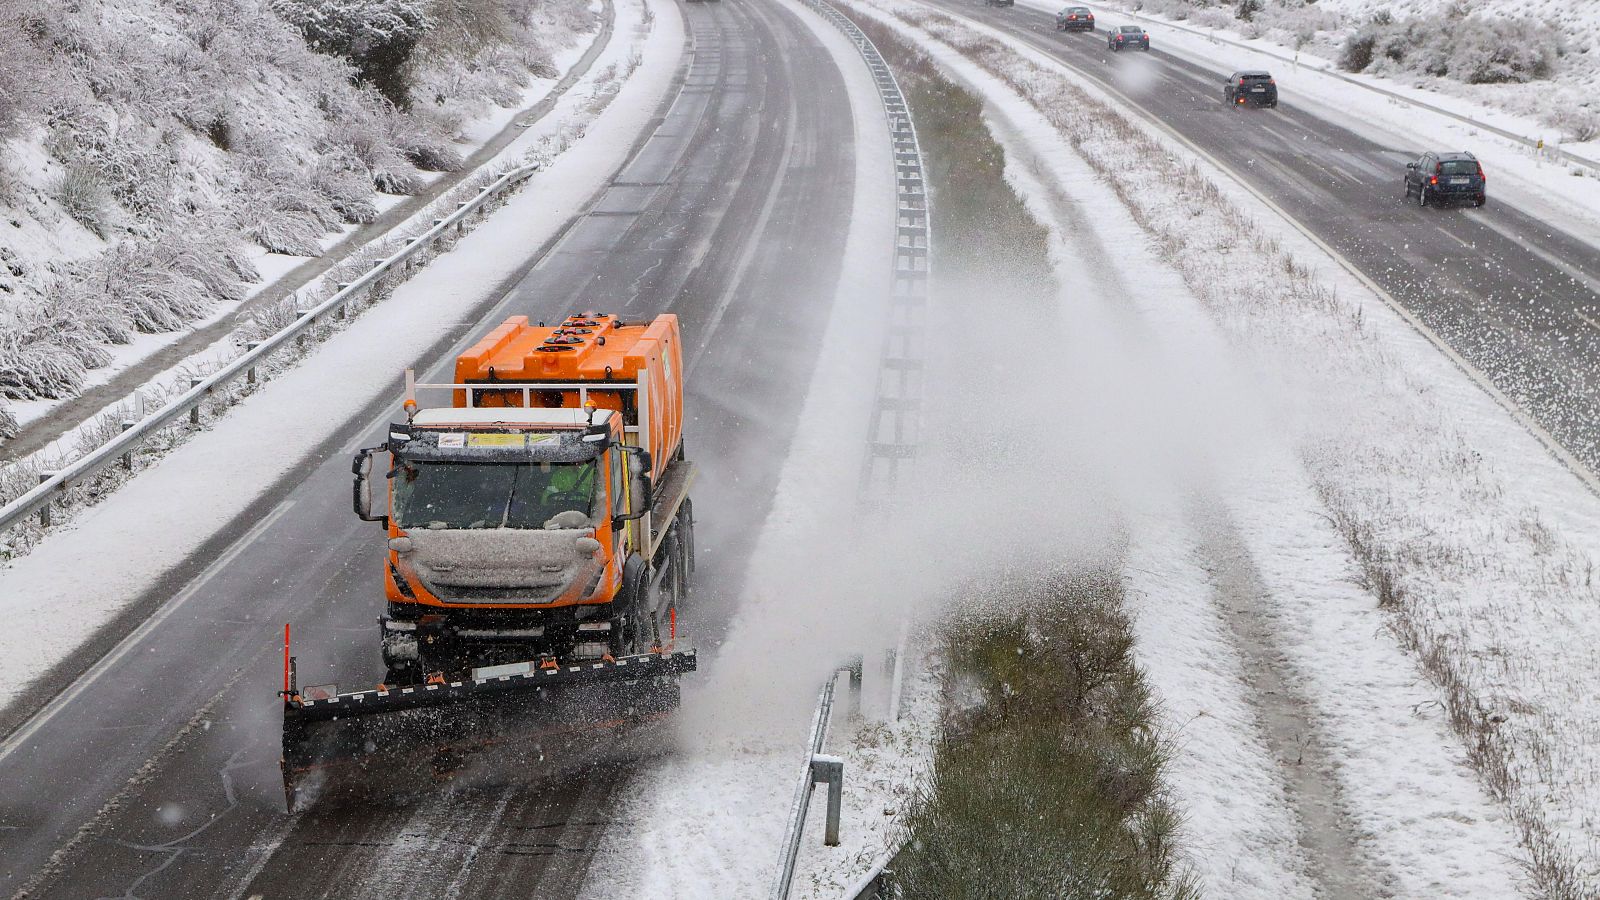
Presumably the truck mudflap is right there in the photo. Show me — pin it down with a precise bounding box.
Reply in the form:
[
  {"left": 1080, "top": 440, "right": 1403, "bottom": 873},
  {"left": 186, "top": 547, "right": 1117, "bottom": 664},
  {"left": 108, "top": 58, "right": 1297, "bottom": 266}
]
[{"left": 279, "top": 643, "right": 696, "bottom": 811}]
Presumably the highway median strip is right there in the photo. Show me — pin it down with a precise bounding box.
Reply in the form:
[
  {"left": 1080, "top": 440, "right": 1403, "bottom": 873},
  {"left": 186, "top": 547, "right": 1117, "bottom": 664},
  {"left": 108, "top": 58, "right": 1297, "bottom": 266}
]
[{"left": 828, "top": 11, "right": 1197, "bottom": 894}]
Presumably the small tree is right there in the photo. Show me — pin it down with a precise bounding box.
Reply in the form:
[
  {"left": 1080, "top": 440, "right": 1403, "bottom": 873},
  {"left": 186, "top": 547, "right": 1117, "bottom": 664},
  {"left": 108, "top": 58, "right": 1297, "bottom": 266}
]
[{"left": 272, "top": 0, "right": 431, "bottom": 107}]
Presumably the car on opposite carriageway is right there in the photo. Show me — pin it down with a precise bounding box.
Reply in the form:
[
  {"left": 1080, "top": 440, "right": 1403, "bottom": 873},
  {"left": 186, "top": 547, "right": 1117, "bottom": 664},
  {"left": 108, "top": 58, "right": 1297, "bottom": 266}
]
[
  {"left": 1056, "top": 6, "right": 1094, "bottom": 30},
  {"left": 1108, "top": 25, "right": 1150, "bottom": 51},
  {"left": 1404, "top": 151, "right": 1487, "bottom": 208},
  {"left": 1223, "top": 71, "right": 1278, "bottom": 108}
]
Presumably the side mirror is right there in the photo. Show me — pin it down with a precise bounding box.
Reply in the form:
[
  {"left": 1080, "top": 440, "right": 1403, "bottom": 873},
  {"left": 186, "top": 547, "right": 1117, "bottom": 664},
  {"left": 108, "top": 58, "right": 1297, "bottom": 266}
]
[
  {"left": 1405, "top": 162, "right": 1418, "bottom": 170},
  {"left": 610, "top": 445, "right": 655, "bottom": 527},
  {"left": 352, "top": 447, "right": 388, "bottom": 525}
]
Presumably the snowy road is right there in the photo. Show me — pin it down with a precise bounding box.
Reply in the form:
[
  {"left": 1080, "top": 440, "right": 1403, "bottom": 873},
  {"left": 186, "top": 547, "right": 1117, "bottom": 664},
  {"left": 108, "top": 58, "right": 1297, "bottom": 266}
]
[
  {"left": 916, "top": 0, "right": 1600, "bottom": 478},
  {"left": 0, "top": 0, "right": 859, "bottom": 896}
]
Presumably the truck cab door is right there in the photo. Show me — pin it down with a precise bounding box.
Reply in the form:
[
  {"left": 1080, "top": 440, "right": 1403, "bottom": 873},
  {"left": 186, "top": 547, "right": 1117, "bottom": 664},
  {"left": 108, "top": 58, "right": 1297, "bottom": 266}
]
[{"left": 609, "top": 446, "right": 628, "bottom": 555}]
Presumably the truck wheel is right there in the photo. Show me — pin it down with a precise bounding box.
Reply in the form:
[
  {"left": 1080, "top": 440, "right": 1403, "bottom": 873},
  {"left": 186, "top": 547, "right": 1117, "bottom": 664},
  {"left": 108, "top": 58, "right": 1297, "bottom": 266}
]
[
  {"left": 618, "top": 555, "right": 650, "bottom": 654},
  {"left": 678, "top": 498, "right": 696, "bottom": 581}
]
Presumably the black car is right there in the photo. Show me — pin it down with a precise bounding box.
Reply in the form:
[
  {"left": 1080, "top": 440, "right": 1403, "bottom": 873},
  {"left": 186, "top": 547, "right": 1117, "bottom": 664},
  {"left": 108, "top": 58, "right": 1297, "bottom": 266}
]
[
  {"left": 1224, "top": 71, "right": 1277, "bottom": 108},
  {"left": 1056, "top": 6, "right": 1094, "bottom": 30},
  {"left": 1404, "top": 151, "right": 1487, "bottom": 208},
  {"left": 1108, "top": 25, "right": 1149, "bottom": 50}
]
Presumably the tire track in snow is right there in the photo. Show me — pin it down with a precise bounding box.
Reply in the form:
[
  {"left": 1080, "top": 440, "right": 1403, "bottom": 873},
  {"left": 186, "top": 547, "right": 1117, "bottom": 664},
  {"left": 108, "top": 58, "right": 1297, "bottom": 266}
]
[{"left": 1186, "top": 498, "right": 1385, "bottom": 898}]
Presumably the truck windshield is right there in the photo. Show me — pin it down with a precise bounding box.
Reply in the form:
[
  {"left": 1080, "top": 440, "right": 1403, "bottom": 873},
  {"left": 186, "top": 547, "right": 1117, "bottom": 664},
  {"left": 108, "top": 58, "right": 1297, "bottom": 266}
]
[{"left": 393, "top": 461, "right": 598, "bottom": 530}]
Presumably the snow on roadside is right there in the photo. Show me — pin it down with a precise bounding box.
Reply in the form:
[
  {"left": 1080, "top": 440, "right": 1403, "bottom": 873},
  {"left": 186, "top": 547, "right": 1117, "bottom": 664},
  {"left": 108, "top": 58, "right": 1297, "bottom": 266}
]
[
  {"left": 0, "top": 0, "right": 682, "bottom": 717},
  {"left": 578, "top": 1, "right": 910, "bottom": 894}
]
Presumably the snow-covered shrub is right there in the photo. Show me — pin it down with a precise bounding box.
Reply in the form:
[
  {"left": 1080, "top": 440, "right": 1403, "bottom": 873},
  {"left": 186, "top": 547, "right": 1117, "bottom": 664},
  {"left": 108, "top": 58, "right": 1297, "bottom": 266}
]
[
  {"left": 0, "top": 1, "right": 50, "bottom": 140},
  {"left": 0, "top": 333, "right": 90, "bottom": 401},
  {"left": 1342, "top": 15, "right": 1562, "bottom": 84},
  {"left": 249, "top": 209, "right": 326, "bottom": 256},
  {"left": 272, "top": 0, "right": 431, "bottom": 105},
  {"left": 1550, "top": 106, "right": 1599, "bottom": 143},
  {"left": 0, "top": 293, "right": 118, "bottom": 400},
  {"left": 93, "top": 242, "right": 217, "bottom": 333},
  {"left": 311, "top": 150, "right": 380, "bottom": 224},
  {"left": 239, "top": 295, "right": 308, "bottom": 342},
  {"left": 50, "top": 162, "right": 115, "bottom": 238},
  {"left": 1340, "top": 31, "right": 1376, "bottom": 71}
]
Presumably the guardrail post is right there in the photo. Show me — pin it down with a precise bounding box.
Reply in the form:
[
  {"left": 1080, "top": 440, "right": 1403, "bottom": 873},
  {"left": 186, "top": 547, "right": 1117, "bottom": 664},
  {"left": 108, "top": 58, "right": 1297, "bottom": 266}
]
[
  {"left": 38, "top": 472, "right": 56, "bottom": 528},
  {"left": 246, "top": 342, "right": 261, "bottom": 384},
  {"left": 810, "top": 754, "right": 844, "bottom": 846},
  {"left": 120, "top": 420, "right": 135, "bottom": 470},
  {"left": 296, "top": 312, "right": 310, "bottom": 349},
  {"left": 189, "top": 378, "right": 203, "bottom": 425},
  {"left": 847, "top": 656, "right": 864, "bottom": 720}
]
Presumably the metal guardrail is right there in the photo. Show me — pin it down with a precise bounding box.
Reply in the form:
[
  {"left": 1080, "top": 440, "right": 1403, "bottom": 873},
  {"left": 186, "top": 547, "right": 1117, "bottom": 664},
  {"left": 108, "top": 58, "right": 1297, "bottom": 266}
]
[
  {"left": 0, "top": 162, "right": 541, "bottom": 537},
  {"left": 773, "top": 661, "right": 863, "bottom": 898},
  {"left": 771, "top": 1, "right": 930, "bottom": 897}
]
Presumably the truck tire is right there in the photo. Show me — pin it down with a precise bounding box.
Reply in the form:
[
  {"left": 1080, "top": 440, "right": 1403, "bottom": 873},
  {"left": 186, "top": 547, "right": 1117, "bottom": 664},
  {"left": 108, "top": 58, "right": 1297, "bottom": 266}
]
[{"left": 617, "top": 554, "right": 650, "bottom": 653}]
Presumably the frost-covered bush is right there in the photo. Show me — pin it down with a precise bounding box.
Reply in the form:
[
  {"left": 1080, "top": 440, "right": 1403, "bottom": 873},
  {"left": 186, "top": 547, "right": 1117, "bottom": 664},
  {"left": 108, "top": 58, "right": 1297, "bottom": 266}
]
[
  {"left": 50, "top": 162, "right": 115, "bottom": 238},
  {"left": 1550, "top": 106, "right": 1600, "bottom": 143},
  {"left": 408, "top": 0, "right": 588, "bottom": 137},
  {"left": 1342, "top": 15, "right": 1562, "bottom": 84},
  {"left": 92, "top": 241, "right": 218, "bottom": 333},
  {"left": 0, "top": 296, "right": 118, "bottom": 401},
  {"left": 0, "top": 1, "right": 50, "bottom": 140},
  {"left": 311, "top": 150, "right": 381, "bottom": 224},
  {"left": 273, "top": 0, "right": 431, "bottom": 105}
]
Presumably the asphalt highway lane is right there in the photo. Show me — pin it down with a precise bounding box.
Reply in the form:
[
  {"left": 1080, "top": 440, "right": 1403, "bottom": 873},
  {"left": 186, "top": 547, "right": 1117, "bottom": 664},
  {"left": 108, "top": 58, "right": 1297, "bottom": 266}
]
[{"left": 0, "top": 0, "right": 857, "bottom": 895}]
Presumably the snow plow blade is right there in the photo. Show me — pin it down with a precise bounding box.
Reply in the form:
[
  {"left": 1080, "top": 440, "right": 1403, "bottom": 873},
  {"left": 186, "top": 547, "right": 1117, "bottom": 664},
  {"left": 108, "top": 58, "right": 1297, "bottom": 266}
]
[{"left": 279, "top": 649, "right": 696, "bottom": 810}]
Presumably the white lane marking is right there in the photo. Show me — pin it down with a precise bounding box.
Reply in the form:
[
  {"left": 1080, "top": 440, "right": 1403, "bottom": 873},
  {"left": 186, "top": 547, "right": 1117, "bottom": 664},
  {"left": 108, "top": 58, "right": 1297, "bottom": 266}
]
[
  {"left": 1575, "top": 308, "right": 1600, "bottom": 334},
  {"left": 0, "top": 500, "right": 298, "bottom": 764}
]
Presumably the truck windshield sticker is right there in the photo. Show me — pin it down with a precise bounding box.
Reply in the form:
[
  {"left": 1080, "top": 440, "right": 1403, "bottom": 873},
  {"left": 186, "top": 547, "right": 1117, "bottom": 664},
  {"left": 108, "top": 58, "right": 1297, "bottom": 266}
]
[
  {"left": 467, "top": 433, "right": 525, "bottom": 448},
  {"left": 438, "top": 433, "right": 466, "bottom": 448}
]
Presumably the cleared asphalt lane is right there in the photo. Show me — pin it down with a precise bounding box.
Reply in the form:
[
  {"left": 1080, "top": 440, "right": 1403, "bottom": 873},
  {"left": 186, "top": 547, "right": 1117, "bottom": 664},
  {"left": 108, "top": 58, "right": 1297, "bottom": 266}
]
[
  {"left": 0, "top": 0, "right": 857, "bottom": 896},
  {"left": 920, "top": 0, "right": 1600, "bottom": 474}
]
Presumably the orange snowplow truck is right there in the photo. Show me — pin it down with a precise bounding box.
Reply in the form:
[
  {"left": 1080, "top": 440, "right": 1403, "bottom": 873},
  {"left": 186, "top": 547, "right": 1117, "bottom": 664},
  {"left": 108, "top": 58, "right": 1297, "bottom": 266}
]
[{"left": 353, "top": 312, "right": 695, "bottom": 680}]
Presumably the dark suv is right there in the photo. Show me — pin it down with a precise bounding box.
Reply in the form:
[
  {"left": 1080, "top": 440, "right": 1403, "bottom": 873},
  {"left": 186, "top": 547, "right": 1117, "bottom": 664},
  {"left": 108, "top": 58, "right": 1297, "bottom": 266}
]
[
  {"left": 1108, "top": 25, "right": 1149, "bottom": 51},
  {"left": 1223, "top": 71, "right": 1277, "bottom": 108},
  {"left": 1056, "top": 6, "right": 1094, "bottom": 30},
  {"left": 1404, "top": 151, "right": 1486, "bottom": 208}
]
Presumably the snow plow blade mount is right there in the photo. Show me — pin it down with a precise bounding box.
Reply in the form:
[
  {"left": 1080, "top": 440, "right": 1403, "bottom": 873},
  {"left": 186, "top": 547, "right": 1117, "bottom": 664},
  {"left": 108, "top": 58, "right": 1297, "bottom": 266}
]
[{"left": 279, "top": 649, "right": 696, "bottom": 810}]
